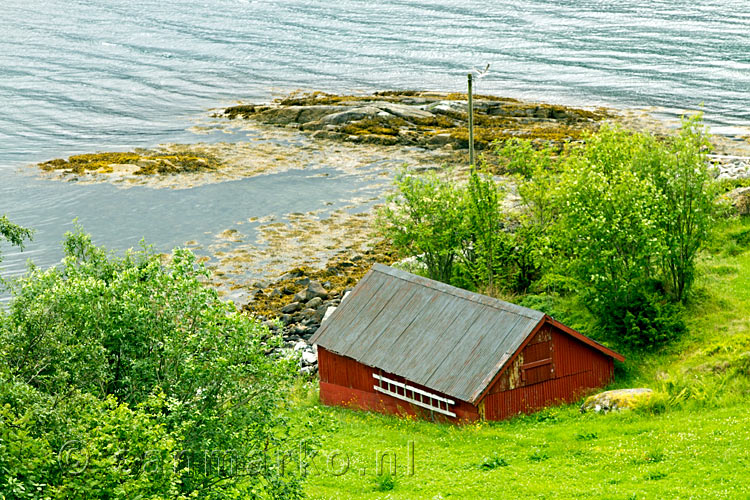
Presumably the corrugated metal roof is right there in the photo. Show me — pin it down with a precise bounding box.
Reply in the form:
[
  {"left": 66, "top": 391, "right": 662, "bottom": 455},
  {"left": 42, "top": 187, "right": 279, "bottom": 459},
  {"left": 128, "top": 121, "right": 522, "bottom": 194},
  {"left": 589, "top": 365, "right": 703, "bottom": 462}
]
[{"left": 309, "top": 263, "right": 546, "bottom": 403}]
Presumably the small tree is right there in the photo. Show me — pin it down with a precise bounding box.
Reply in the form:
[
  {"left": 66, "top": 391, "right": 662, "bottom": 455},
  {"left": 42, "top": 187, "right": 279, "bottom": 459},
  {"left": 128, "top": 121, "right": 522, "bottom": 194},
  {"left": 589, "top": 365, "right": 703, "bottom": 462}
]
[
  {"left": 378, "top": 169, "right": 466, "bottom": 283},
  {"left": 462, "top": 166, "right": 512, "bottom": 292},
  {"left": 633, "top": 114, "right": 716, "bottom": 301},
  {"left": 1, "top": 226, "right": 305, "bottom": 499},
  {"left": 552, "top": 125, "right": 693, "bottom": 347}
]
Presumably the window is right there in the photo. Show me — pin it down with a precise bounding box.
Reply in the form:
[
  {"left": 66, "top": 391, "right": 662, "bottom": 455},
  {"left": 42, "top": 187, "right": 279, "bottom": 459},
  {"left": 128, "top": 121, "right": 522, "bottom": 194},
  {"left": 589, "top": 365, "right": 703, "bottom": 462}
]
[{"left": 520, "top": 334, "right": 554, "bottom": 385}]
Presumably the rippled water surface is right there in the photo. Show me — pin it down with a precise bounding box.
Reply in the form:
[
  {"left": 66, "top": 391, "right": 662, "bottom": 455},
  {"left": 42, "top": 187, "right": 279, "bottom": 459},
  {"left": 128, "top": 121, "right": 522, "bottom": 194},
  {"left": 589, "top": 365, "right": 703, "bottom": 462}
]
[{"left": 1, "top": 0, "right": 749, "bottom": 282}]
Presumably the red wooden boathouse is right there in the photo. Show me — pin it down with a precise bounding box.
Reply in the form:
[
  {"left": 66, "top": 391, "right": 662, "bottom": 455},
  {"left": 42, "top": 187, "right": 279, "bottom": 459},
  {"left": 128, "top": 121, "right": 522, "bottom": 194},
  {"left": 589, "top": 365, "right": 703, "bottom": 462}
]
[{"left": 310, "top": 264, "right": 624, "bottom": 422}]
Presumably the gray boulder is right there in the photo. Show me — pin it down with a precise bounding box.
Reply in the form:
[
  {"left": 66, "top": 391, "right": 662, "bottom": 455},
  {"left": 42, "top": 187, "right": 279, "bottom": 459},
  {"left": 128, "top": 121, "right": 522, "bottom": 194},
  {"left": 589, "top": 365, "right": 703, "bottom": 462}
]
[
  {"left": 307, "top": 296, "right": 323, "bottom": 309},
  {"left": 371, "top": 101, "right": 434, "bottom": 121},
  {"left": 321, "top": 106, "right": 383, "bottom": 125},
  {"left": 280, "top": 302, "right": 302, "bottom": 314},
  {"left": 305, "top": 281, "right": 328, "bottom": 301}
]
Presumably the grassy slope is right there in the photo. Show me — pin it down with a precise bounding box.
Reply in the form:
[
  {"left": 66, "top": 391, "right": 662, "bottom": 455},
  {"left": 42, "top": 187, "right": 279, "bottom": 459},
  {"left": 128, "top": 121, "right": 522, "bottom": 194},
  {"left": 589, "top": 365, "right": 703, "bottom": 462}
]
[{"left": 299, "top": 217, "right": 750, "bottom": 500}]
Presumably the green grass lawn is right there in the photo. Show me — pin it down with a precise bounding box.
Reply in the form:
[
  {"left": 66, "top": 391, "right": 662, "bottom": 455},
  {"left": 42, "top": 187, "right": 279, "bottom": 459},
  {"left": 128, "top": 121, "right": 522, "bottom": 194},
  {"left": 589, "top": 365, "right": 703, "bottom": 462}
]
[
  {"left": 303, "top": 404, "right": 750, "bottom": 499},
  {"left": 294, "top": 217, "right": 750, "bottom": 499}
]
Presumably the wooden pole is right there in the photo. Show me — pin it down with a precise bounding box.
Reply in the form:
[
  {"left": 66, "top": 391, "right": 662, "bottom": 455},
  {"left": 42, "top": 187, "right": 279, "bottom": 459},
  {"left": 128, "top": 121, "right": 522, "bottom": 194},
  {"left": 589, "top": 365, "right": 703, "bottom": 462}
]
[{"left": 467, "top": 73, "right": 475, "bottom": 167}]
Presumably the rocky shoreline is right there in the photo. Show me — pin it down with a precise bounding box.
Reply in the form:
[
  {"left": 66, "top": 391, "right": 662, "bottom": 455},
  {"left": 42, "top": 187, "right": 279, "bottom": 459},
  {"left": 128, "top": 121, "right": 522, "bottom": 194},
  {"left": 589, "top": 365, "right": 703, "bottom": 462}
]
[{"left": 244, "top": 240, "right": 399, "bottom": 375}]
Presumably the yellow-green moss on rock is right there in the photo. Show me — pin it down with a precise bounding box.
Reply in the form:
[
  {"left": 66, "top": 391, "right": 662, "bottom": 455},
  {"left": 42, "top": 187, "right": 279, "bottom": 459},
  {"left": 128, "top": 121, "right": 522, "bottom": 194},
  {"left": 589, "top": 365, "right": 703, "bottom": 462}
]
[
  {"left": 580, "top": 388, "right": 654, "bottom": 413},
  {"left": 38, "top": 150, "right": 222, "bottom": 176}
]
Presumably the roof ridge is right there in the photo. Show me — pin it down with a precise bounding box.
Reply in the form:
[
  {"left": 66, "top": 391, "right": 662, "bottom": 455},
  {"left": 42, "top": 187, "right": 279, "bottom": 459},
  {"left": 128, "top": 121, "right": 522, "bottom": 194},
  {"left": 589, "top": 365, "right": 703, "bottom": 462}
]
[{"left": 371, "top": 263, "right": 543, "bottom": 321}]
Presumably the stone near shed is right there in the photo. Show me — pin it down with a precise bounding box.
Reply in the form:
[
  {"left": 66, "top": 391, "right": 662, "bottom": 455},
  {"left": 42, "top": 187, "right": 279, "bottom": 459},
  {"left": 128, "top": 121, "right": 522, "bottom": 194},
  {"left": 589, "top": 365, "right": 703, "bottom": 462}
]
[
  {"left": 299, "top": 365, "right": 317, "bottom": 376},
  {"left": 262, "top": 320, "right": 279, "bottom": 331},
  {"left": 580, "top": 388, "right": 653, "bottom": 414},
  {"left": 322, "top": 306, "right": 337, "bottom": 323},
  {"left": 301, "top": 349, "right": 318, "bottom": 365},
  {"left": 293, "top": 324, "right": 310, "bottom": 335},
  {"left": 293, "top": 340, "right": 308, "bottom": 352},
  {"left": 313, "top": 305, "right": 328, "bottom": 323},
  {"left": 281, "top": 302, "right": 302, "bottom": 314},
  {"left": 307, "top": 296, "right": 323, "bottom": 309},
  {"left": 305, "top": 281, "right": 328, "bottom": 300},
  {"left": 301, "top": 307, "right": 317, "bottom": 319},
  {"left": 723, "top": 187, "right": 750, "bottom": 216}
]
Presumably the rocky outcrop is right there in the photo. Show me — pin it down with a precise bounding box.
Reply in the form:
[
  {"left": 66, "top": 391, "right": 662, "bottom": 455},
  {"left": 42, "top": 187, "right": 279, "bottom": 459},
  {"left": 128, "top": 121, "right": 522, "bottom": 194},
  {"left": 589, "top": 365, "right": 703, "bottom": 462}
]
[
  {"left": 712, "top": 156, "right": 750, "bottom": 180},
  {"left": 220, "top": 91, "right": 610, "bottom": 152}
]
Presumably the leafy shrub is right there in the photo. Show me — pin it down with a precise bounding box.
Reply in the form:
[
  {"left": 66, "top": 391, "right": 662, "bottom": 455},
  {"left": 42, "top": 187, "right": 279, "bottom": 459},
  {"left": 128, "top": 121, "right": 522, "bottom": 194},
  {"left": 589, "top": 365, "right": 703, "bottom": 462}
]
[
  {"left": 461, "top": 167, "right": 514, "bottom": 291},
  {"left": 594, "top": 286, "right": 686, "bottom": 349},
  {"left": 495, "top": 138, "right": 559, "bottom": 179},
  {"left": 0, "top": 226, "right": 304, "bottom": 499}
]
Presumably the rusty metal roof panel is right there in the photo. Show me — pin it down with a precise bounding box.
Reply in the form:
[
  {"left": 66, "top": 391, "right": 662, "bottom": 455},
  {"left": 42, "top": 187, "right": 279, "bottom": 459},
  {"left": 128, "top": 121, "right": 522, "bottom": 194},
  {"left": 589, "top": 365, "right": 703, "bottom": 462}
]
[{"left": 309, "top": 263, "right": 545, "bottom": 403}]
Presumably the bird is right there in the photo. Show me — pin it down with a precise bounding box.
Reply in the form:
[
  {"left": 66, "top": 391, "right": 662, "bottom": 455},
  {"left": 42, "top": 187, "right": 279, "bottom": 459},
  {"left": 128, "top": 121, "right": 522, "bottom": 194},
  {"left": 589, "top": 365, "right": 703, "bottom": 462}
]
[{"left": 473, "top": 63, "right": 491, "bottom": 79}]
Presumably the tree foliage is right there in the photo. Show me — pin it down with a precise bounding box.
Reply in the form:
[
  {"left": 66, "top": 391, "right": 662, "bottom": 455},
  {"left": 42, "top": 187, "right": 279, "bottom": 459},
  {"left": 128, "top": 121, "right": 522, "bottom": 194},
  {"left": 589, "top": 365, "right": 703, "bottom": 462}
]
[
  {"left": 0, "top": 214, "right": 32, "bottom": 264},
  {"left": 379, "top": 115, "right": 717, "bottom": 349},
  {"left": 0, "top": 226, "right": 304, "bottom": 499},
  {"left": 378, "top": 169, "right": 466, "bottom": 283},
  {"left": 462, "top": 167, "right": 512, "bottom": 292}
]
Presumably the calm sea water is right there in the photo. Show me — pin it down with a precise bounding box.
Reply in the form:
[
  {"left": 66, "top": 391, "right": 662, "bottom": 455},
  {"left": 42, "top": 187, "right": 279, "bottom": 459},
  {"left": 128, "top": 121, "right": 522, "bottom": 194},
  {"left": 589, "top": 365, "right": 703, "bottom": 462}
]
[{"left": 1, "top": 0, "right": 749, "bottom": 282}]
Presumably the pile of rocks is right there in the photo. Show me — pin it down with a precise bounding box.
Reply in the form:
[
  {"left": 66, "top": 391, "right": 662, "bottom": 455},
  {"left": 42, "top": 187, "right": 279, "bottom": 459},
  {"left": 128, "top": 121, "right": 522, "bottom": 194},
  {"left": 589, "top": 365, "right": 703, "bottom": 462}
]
[
  {"left": 258, "top": 277, "right": 350, "bottom": 375},
  {"left": 712, "top": 156, "right": 750, "bottom": 180}
]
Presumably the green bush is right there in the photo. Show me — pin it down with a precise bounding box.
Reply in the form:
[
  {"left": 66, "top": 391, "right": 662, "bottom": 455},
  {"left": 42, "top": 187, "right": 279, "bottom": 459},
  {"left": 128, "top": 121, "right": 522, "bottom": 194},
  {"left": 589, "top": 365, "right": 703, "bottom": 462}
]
[
  {"left": 462, "top": 167, "right": 514, "bottom": 292},
  {"left": 0, "top": 226, "right": 304, "bottom": 499},
  {"left": 594, "top": 286, "right": 685, "bottom": 348},
  {"left": 378, "top": 168, "right": 466, "bottom": 283},
  {"left": 379, "top": 117, "right": 716, "bottom": 349}
]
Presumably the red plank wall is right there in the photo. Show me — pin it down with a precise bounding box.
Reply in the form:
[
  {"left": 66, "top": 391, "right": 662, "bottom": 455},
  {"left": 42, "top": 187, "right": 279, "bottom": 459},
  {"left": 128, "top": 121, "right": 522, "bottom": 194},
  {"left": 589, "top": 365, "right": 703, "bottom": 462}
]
[
  {"left": 481, "top": 325, "right": 614, "bottom": 420},
  {"left": 318, "top": 347, "right": 479, "bottom": 422}
]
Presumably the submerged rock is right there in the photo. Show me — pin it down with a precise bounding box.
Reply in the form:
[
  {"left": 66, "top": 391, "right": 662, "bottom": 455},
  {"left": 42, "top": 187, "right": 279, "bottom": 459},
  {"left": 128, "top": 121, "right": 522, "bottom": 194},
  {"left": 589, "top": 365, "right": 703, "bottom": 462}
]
[{"left": 580, "top": 388, "right": 654, "bottom": 414}]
